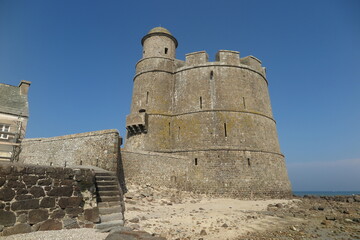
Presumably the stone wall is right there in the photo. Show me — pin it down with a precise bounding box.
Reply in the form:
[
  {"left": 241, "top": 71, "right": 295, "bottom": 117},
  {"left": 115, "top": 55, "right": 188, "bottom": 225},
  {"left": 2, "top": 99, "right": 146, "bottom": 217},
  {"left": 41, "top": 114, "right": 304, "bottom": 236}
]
[
  {"left": 121, "top": 149, "right": 292, "bottom": 199},
  {"left": 19, "top": 130, "right": 121, "bottom": 171},
  {"left": 0, "top": 162, "right": 99, "bottom": 236}
]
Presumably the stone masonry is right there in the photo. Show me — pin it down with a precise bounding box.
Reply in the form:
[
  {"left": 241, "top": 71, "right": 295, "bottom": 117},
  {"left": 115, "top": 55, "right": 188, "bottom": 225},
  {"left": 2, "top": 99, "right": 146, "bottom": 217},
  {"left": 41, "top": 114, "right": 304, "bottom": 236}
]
[
  {"left": 123, "top": 27, "right": 292, "bottom": 198},
  {"left": 0, "top": 162, "right": 100, "bottom": 236}
]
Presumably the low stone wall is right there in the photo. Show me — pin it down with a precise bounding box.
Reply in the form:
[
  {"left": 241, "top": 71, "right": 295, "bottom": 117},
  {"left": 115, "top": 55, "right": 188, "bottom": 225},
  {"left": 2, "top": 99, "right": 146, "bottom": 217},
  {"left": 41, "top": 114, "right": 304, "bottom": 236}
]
[
  {"left": 0, "top": 163, "right": 99, "bottom": 236},
  {"left": 19, "top": 130, "right": 121, "bottom": 171}
]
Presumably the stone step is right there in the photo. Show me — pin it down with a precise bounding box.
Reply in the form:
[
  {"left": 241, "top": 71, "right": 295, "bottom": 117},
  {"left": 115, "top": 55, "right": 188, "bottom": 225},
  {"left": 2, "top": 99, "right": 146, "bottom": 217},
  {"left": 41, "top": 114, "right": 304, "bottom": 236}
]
[
  {"left": 98, "top": 201, "right": 122, "bottom": 208},
  {"left": 95, "top": 172, "right": 116, "bottom": 177},
  {"left": 99, "top": 206, "right": 123, "bottom": 215},
  {"left": 96, "top": 181, "right": 117, "bottom": 186},
  {"left": 97, "top": 191, "right": 121, "bottom": 197},
  {"left": 100, "top": 212, "right": 123, "bottom": 222},
  {"left": 95, "top": 175, "right": 117, "bottom": 181},
  {"left": 97, "top": 186, "right": 119, "bottom": 191},
  {"left": 95, "top": 220, "right": 124, "bottom": 230},
  {"left": 98, "top": 196, "right": 121, "bottom": 202}
]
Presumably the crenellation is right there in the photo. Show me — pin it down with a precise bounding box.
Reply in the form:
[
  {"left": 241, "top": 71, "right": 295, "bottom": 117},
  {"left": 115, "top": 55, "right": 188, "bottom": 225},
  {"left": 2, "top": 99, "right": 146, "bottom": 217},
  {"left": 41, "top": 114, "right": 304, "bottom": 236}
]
[
  {"left": 240, "top": 55, "right": 263, "bottom": 73},
  {"left": 185, "top": 51, "right": 209, "bottom": 66},
  {"left": 215, "top": 50, "right": 240, "bottom": 65}
]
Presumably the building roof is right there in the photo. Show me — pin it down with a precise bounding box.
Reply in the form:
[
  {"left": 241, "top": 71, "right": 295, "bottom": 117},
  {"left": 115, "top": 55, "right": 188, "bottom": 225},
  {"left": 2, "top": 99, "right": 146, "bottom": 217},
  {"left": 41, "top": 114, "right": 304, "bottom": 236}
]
[
  {"left": 0, "top": 82, "right": 29, "bottom": 117},
  {"left": 148, "top": 27, "right": 172, "bottom": 35}
]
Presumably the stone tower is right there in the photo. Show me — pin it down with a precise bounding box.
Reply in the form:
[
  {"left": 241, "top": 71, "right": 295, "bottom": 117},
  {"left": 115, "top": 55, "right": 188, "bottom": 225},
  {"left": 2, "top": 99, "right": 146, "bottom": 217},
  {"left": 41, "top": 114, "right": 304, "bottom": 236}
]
[{"left": 123, "top": 27, "right": 292, "bottom": 198}]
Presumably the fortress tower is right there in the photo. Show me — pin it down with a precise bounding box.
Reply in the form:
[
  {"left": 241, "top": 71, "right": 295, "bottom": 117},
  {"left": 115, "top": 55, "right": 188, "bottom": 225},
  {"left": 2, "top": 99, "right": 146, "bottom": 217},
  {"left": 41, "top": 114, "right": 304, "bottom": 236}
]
[{"left": 122, "top": 27, "right": 292, "bottom": 198}]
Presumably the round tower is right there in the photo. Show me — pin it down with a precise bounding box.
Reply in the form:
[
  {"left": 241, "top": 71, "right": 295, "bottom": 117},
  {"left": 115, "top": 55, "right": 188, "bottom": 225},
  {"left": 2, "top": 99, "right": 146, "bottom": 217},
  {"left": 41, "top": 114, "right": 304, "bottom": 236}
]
[{"left": 125, "top": 27, "right": 177, "bottom": 151}]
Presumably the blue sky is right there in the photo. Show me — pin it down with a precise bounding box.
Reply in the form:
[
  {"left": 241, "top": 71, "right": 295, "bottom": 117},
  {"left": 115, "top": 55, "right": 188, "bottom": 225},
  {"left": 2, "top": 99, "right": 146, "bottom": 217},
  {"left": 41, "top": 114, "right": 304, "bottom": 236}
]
[{"left": 1, "top": 0, "right": 359, "bottom": 191}]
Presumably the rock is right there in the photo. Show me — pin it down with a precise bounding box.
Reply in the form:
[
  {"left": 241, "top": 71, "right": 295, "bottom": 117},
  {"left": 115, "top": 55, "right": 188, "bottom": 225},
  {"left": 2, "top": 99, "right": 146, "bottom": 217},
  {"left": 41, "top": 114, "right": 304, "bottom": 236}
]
[
  {"left": 29, "top": 209, "right": 49, "bottom": 224},
  {"left": 129, "top": 217, "right": 139, "bottom": 223},
  {"left": 31, "top": 222, "right": 41, "bottom": 231},
  {"left": 200, "top": 229, "right": 207, "bottom": 235},
  {"left": 17, "top": 213, "right": 28, "bottom": 223},
  {"left": 29, "top": 186, "right": 45, "bottom": 198},
  {"left": 325, "top": 216, "right": 336, "bottom": 221},
  {"left": 11, "top": 199, "right": 39, "bottom": 211},
  {"left": 354, "top": 195, "right": 360, "bottom": 202},
  {"left": 105, "top": 230, "right": 166, "bottom": 240},
  {"left": 221, "top": 223, "right": 228, "bottom": 228},
  {"left": 317, "top": 206, "right": 325, "bottom": 211},
  {"left": 39, "top": 219, "right": 62, "bottom": 231},
  {"left": 0, "top": 177, "right": 5, "bottom": 187},
  {"left": 0, "top": 210, "right": 16, "bottom": 227},
  {"left": 47, "top": 186, "right": 73, "bottom": 197},
  {"left": 40, "top": 197, "right": 56, "bottom": 208},
  {"left": 50, "top": 209, "right": 65, "bottom": 219},
  {"left": 0, "top": 188, "right": 15, "bottom": 201},
  {"left": 6, "top": 180, "right": 25, "bottom": 189},
  {"left": 347, "top": 198, "right": 355, "bottom": 203},
  {"left": 275, "top": 203, "right": 283, "bottom": 208},
  {"left": 58, "top": 197, "right": 83, "bottom": 208},
  {"left": 125, "top": 193, "right": 135, "bottom": 199},
  {"left": 2, "top": 223, "right": 32, "bottom": 236},
  {"left": 63, "top": 217, "right": 80, "bottom": 229},
  {"left": 22, "top": 175, "right": 39, "bottom": 185},
  {"left": 38, "top": 178, "right": 52, "bottom": 186},
  {"left": 129, "top": 223, "right": 140, "bottom": 230},
  {"left": 65, "top": 207, "right": 83, "bottom": 217},
  {"left": 83, "top": 208, "right": 100, "bottom": 223},
  {"left": 0, "top": 224, "right": 4, "bottom": 232},
  {"left": 290, "top": 226, "right": 297, "bottom": 231},
  {"left": 344, "top": 218, "right": 353, "bottom": 223}
]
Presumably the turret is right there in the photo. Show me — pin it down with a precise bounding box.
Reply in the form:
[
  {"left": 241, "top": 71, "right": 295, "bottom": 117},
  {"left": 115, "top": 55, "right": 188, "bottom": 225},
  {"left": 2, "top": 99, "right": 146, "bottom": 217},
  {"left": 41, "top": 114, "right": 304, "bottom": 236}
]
[{"left": 141, "top": 27, "right": 177, "bottom": 59}]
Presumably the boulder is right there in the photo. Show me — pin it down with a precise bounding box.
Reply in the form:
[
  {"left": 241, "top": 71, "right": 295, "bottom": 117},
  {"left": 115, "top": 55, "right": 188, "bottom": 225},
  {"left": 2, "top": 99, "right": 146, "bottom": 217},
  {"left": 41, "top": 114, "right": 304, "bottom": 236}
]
[
  {"left": 2, "top": 223, "right": 32, "bottom": 236},
  {"left": 29, "top": 209, "right": 49, "bottom": 224},
  {"left": 0, "top": 210, "right": 16, "bottom": 227},
  {"left": 0, "top": 188, "right": 15, "bottom": 201},
  {"left": 39, "top": 219, "right": 62, "bottom": 231}
]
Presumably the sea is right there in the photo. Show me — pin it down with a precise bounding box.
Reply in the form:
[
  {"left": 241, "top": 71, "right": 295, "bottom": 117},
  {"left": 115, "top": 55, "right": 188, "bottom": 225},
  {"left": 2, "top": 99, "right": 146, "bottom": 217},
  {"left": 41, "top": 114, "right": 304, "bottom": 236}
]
[{"left": 293, "top": 191, "right": 360, "bottom": 197}]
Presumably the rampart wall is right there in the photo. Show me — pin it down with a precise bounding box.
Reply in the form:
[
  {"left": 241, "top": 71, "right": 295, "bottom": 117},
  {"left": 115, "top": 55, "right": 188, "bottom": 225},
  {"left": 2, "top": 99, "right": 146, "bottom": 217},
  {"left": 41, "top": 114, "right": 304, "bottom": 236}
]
[
  {"left": 0, "top": 162, "right": 99, "bottom": 236},
  {"left": 19, "top": 130, "right": 121, "bottom": 172}
]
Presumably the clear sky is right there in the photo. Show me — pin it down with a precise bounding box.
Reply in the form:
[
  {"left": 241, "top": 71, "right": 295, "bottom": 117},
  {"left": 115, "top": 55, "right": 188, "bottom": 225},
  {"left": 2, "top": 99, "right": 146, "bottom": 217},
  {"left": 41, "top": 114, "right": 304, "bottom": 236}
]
[{"left": 1, "top": 0, "right": 359, "bottom": 191}]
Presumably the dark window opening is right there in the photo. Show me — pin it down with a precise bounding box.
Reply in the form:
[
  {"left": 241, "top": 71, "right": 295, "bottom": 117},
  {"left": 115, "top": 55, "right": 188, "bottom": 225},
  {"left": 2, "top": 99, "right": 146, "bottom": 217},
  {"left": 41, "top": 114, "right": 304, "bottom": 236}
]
[
  {"left": 247, "top": 158, "right": 251, "bottom": 167},
  {"left": 168, "top": 122, "right": 171, "bottom": 136},
  {"left": 165, "top": 48, "right": 168, "bottom": 54},
  {"left": 195, "top": 158, "right": 198, "bottom": 166},
  {"left": 80, "top": 161, "right": 83, "bottom": 165},
  {"left": 243, "top": 97, "right": 246, "bottom": 109},
  {"left": 146, "top": 91, "right": 149, "bottom": 104},
  {"left": 200, "top": 96, "right": 202, "bottom": 109},
  {"left": 139, "top": 109, "right": 146, "bottom": 113},
  {"left": 178, "top": 126, "right": 180, "bottom": 140},
  {"left": 210, "top": 71, "right": 214, "bottom": 80},
  {"left": 224, "top": 123, "right": 227, "bottom": 137}
]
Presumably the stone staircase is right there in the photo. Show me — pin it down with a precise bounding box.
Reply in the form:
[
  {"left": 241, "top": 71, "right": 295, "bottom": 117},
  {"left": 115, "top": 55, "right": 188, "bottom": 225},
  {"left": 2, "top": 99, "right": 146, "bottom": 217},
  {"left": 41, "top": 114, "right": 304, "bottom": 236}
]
[{"left": 94, "top": 170, "right": 125, "bottom": 230}]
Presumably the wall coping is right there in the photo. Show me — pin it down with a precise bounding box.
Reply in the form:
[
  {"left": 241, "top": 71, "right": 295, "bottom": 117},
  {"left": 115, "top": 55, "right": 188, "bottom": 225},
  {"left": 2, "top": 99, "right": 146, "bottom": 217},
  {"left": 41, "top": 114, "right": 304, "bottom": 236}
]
[{"left": 22, "top": 129, "right": 119, "bottom": 143}]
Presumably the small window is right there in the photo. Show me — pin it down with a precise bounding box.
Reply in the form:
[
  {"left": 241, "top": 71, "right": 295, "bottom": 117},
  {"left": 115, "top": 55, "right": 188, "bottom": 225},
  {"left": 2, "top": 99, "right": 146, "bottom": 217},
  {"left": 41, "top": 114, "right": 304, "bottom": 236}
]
[
  {"left": 224, "top": 123, "right": 227, "bottom": 137},
  {"left": 139, "top": 109, "right": 146, "bottom": 113},
  {"left": 200, "top": 97, "right": 202, "bottom": 109},
  {"left": 243, "top": 97, "right": 246, "bottom": 109},
  {"left": 210, "top": 71, "right": 214, "bottom": 80},
  {"left": 165, "top": 48, "right": 168, "bottom": 54},
  {"left": 0, "top": 124, "right": 10, "bottom": 139},
  {"left": 247, "top": 158, "right": 251, "bottom": 167},
  {"left": 146, "top": 91, "right": 149, "bottom": 104},
  {"left": 168, "top": 122, "right": 171, "bottom": 136},
  {"left": 178, "top": 126, "right": 180, "bottom": 140},
  {"left": 194, "top": 158, "right": 198, "bottom": 166}
]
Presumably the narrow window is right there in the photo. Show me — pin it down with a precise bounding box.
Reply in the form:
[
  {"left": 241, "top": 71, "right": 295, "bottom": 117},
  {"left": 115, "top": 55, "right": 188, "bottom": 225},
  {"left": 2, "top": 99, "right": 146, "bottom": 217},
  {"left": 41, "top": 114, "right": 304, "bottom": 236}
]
[
  {"left": 80, "top": 160, "right": 83, "bottom": 165},
  {"left": 64, "top": 161, "right": 67, "bottom": 167},
  {"left": 200, "top": 96, "right": 202, "bottom": 109},
  {"left": 146, "top": 91, "right": 149, "bottom": 104},
  {"left": 243, "top": 97, "right": 246, "bottom": 109},
  {"left": 247, "top": 158, "right": 251, "bottom": 167},
  {"left": 178, "top": 126, "right": 180, "bottom": 140},
  {"left": 168, "top": 122, "right": 171, "bottom": 136},
  {"left": 224, "top": 123, "right": 227, "bottom": 137},
  {"left": 195, "top": 158, "right": 198, "bottom": 166},
  {"left": 165, "top": 48, "right": 168, "bottom": 54},
  {"left": 210, "top": 71, "right": 214, "bottom": 80}
]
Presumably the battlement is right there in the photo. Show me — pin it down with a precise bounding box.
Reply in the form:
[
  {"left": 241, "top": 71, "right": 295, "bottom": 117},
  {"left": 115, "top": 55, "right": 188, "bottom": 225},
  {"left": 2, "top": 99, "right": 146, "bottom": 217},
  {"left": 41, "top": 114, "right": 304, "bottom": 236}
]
[{"left": 183, "top": 50, "right": 264, "bottom": 74}]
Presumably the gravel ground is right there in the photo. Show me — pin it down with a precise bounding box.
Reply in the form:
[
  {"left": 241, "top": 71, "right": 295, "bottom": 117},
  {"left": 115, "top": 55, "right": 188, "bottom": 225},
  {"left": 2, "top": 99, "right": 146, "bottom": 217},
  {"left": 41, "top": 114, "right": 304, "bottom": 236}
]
[{"left": 0, "top": 228, "right": 108, "bottom": 240}]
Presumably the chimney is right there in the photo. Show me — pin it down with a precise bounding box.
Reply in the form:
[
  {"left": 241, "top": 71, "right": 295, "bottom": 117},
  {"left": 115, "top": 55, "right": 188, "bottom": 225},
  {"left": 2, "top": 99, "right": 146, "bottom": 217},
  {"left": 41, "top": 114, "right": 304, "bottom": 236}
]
[{"left": 19, "top": 80, "right": 31, "bottom": 95}]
